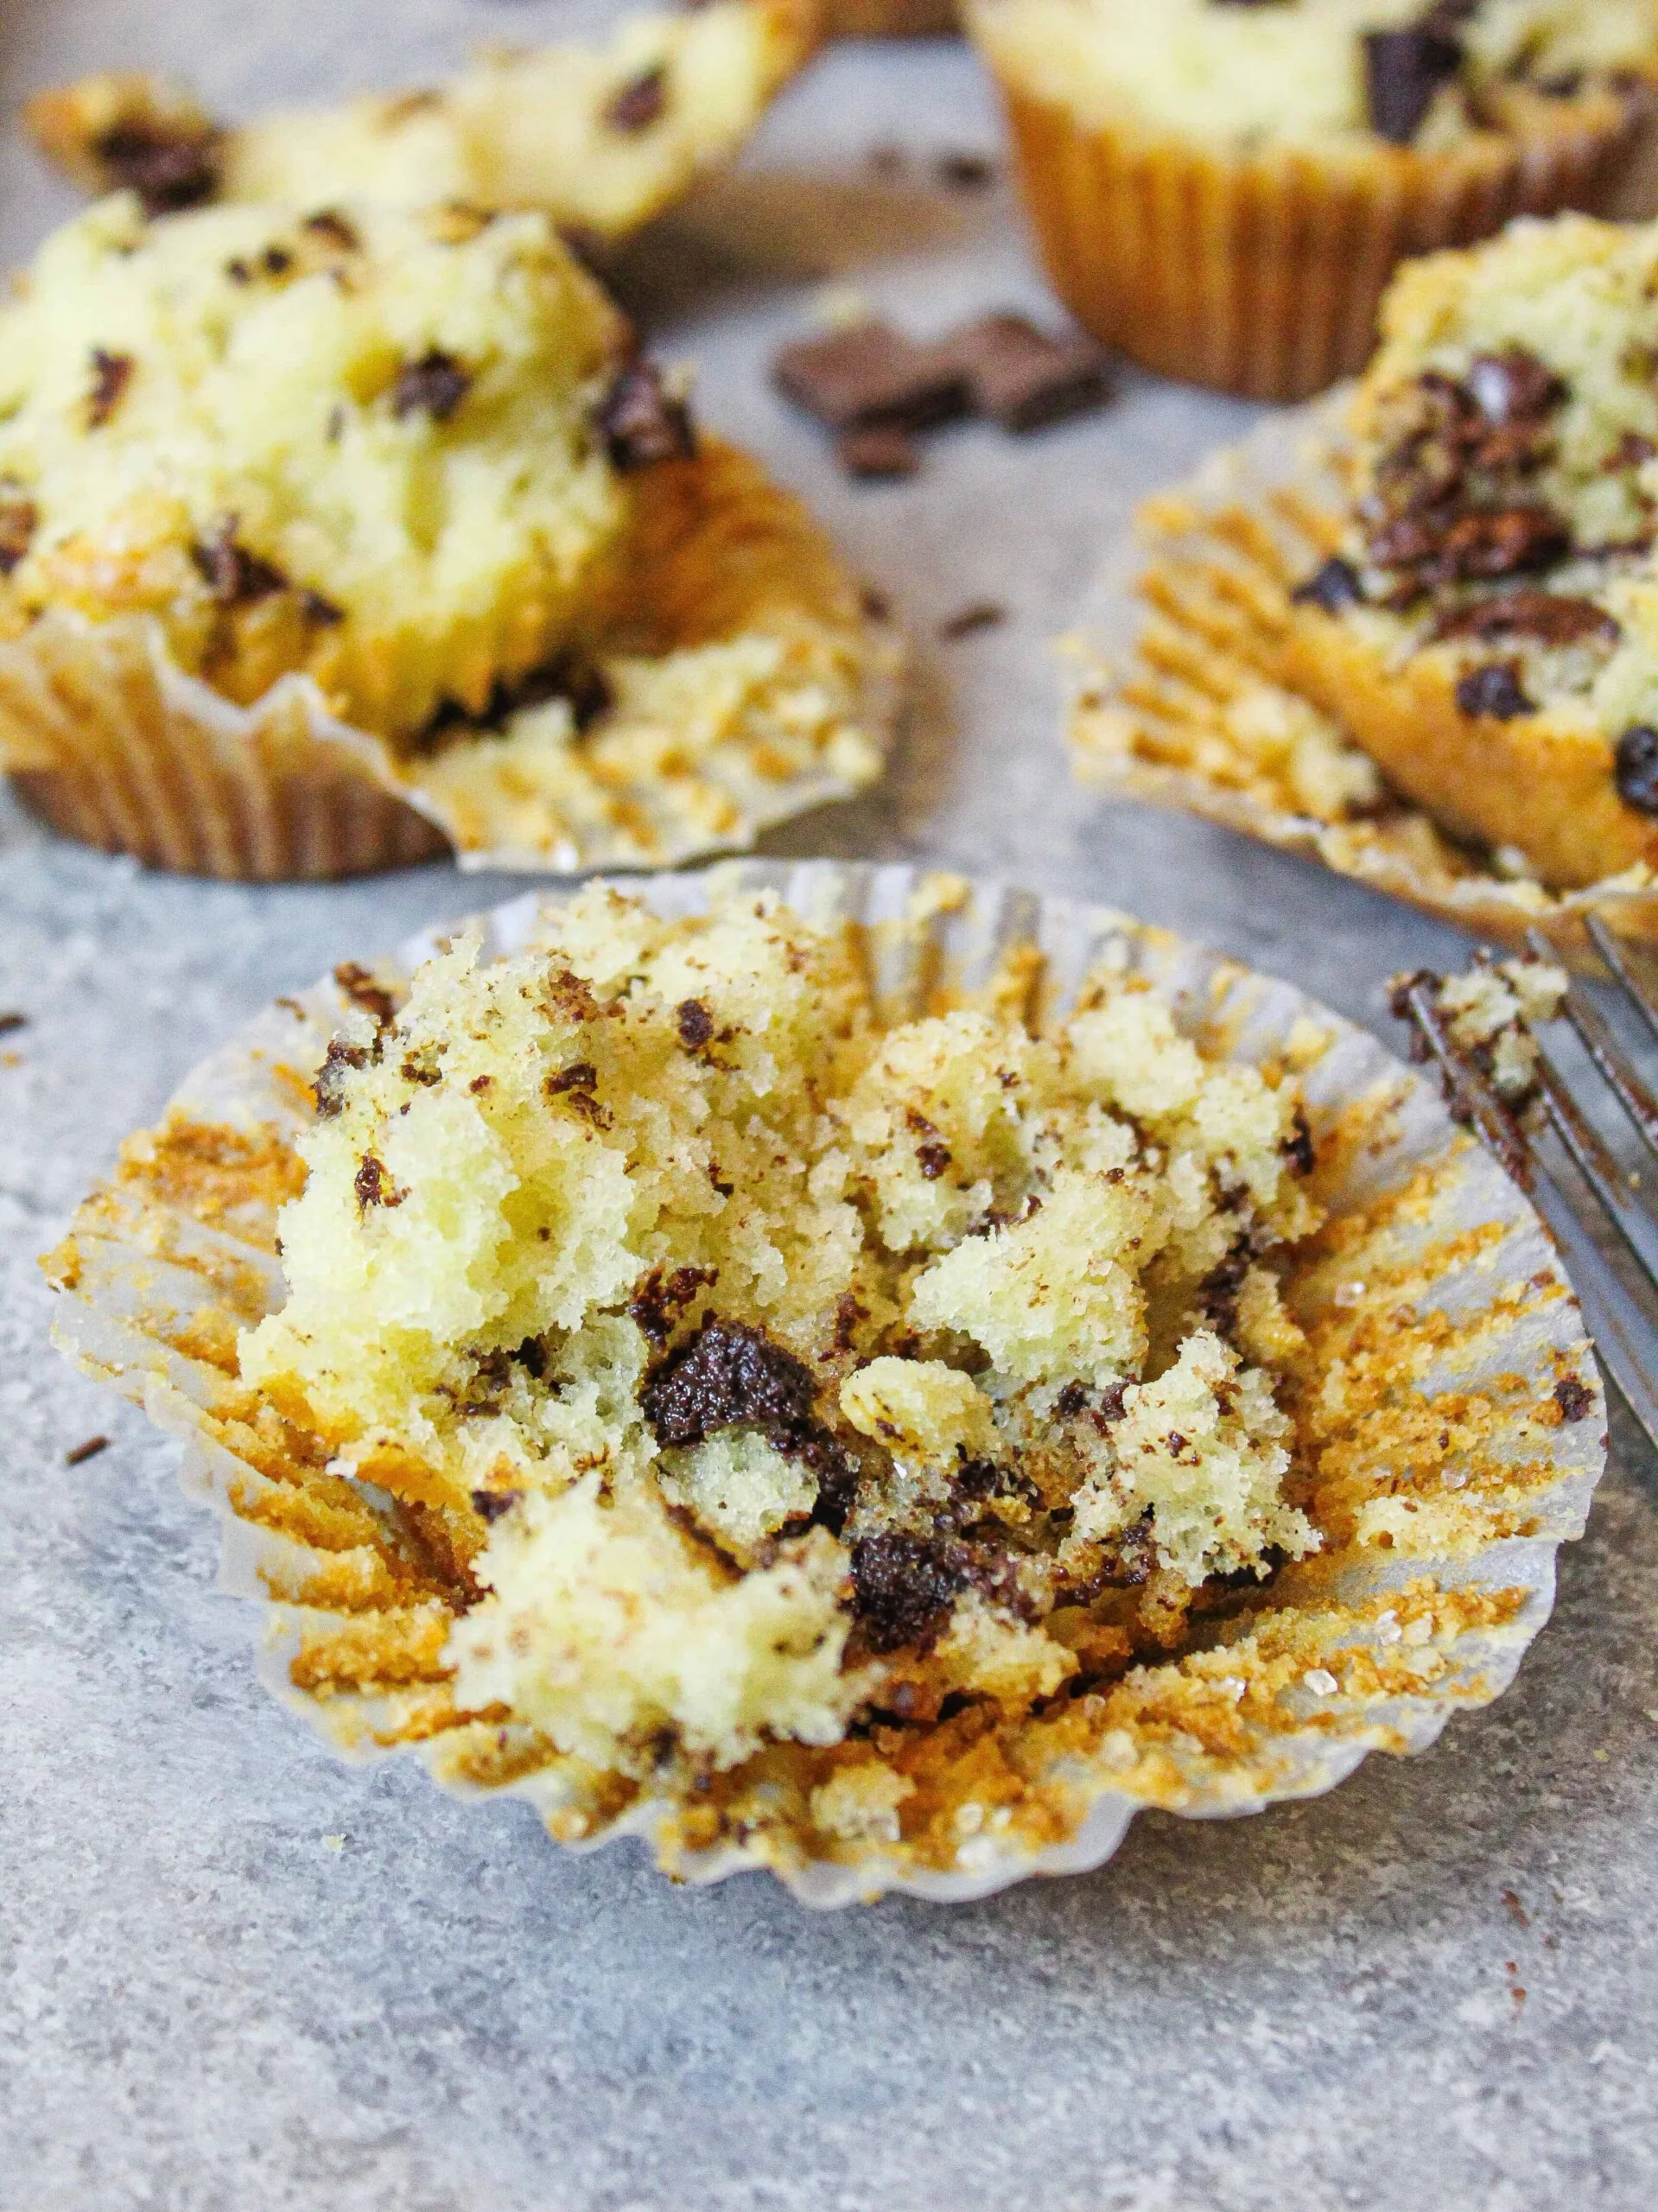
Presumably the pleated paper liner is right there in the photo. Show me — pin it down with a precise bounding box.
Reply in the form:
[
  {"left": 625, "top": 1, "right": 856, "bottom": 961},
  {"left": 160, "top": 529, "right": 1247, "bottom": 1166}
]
[
  {"left": 0, "top": 442, "right": 905, "bottom": 883},
  {"left": 45, "top": 859, "right": 1604, "bottom": 1907},
  {"left": 966, "top": 13, "right": 1651, "bottom": 404},
  {"left": 1066, "top": 395, "right": 1658, "bottom": 970}
]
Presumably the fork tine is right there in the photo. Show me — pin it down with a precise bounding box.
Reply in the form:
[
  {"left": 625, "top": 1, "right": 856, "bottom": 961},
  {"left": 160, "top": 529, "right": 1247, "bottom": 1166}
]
[
  {"left": 1585, "top": 913, "right": 1658, "bottom": 1050},
  {"left": 1528, "top": 926, "right": 1658, "bottom": 1170},
  {"left": 1530, "top": 1047, "right": 1658, "bottom": 1281}
]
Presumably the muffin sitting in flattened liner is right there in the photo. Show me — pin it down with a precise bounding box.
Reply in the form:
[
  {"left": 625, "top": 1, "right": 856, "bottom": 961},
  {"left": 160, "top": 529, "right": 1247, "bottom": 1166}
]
[
  {"left": 27, "top": 0, "right": 818, "bottom": 247},
  {"left": 968, "top": 0, "right": 1658, "bottom": 400},
  {"left": 0, "top": 194, "right": 897, "bottom": 879}
]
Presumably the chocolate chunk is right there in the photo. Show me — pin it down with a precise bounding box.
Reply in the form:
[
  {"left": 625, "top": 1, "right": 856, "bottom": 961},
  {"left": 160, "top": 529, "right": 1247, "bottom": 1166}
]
[
  {"left": 773, "top": 321, "right": 969, "bottom": 434},
  {"left": 1428, "top": 591, "right": 1619, "bottom": 650},
  {"left": 1364, "top": 26, "right": 1464, "bottom": 145},
  {"left": 314, "top": 1036, "right": 368, "bottom": 1119},
  {"left": 471, "top": 1488, "right": 523, "bottom": 1522},
  {"left": 949, "top": 313, "right": 1114, "bottom": 432},
  {"left": 849, "top": 1532, "right": 973, "bottom": 1654},
  {"left": 192, "top": 520, "right": 288, "bottom": 606},
  {"left": 936, "top": 151, "right": 995, "bottom": 190},
  {"left": 1464, "top": 350, "right": 1566, "bottom": 429},
  {"left": 837, "top": 424, "right": 921, "bottom": 480},
  {"left": 630, "top": 1264, "right": 721, "bottom": 1349},
  {"left": 303, "top": 209, "right": 360, "bottom": 251},
  {"left": 0, "top": 495, "right": 38, "bottom": 577},
  {"left": 641, "top": 1316, "right": 818, "bottom": 1447},
  {"left": 594, "top": 359, "right": 697, "bottom": 471},
  {"left": 95, "top": 120, "right": 222, "bottom": 215},
  {"left": 1616, "top": 725, "right": 1658, "bottom": 814},
  {"left": 604, "top": 64, "right": 667, "bottom": 134},
  {"left": 86, "top": 349, "right": 133, "bottom": 429},
  {"left": 938, "top": 601, "right": 1006, "bottom": 640},
  {"left": 1456, "top": 663, "right": 1534, "bottom": 720},
  {"left": 1553, "top": 1375, "right": 1594, "bottom": 1422},
  {"left": 391, "top": 348, "right": 472, "bottom": 423},
  {"left": 1291, "top": 556, "right": 1363, "bottom": 613},
  {"left": 64, "top": 1434, "right": 111, "bottom": 1466},
  {"left": 676, "top": 999, "right": 715, "bottom": 1050},
  {"left": 353, "top": 1154, "right": 403, "bottom": 1210}
]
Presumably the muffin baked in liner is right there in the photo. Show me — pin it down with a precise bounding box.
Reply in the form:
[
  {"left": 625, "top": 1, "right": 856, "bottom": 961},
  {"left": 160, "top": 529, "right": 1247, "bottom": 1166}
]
[
  {"left": 1068, "top": 396, "right": 1658, "bottom": 967},
  {"left": 43, "top": 860, "right": 1604, "bottom": 1906},
  {"left": 25, "top": 0, "right": 819, "bottom": 247},
  {"left": 0, "top": 442, "right": 904, "bottom": 881},
  {"left": 967, "top": 0, "right": 1653, "bottom": 403}
]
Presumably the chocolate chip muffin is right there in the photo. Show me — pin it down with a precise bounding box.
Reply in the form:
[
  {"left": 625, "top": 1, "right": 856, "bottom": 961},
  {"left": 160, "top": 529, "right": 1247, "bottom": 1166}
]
[
  {"left": 27, "top": 0, "right": 818, "bottom": 245},
  {"left": 967, "top": 0, "right": 1658, "bottom": 398}
]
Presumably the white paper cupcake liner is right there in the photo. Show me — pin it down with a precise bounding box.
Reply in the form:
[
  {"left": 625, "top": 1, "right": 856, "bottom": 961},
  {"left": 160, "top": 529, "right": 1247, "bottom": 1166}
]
[
  {"left": 47, "top": 861, "right": 1605, "bottom": 1906},
  {"left": 1065, "top": 392, "right": 1658, "bottom": 969}
]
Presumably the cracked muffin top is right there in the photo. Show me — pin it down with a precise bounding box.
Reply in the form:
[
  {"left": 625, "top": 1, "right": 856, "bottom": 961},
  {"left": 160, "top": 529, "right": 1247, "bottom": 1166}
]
[
  {"left": 969, "top": 0, "right": 1658, "bottom": 149},
  {"left": 0, "top": 194, "right": 647, "bottom": 743},
  {"left": 238, "top": 885, "right": 1325, "bottom": 1787}
]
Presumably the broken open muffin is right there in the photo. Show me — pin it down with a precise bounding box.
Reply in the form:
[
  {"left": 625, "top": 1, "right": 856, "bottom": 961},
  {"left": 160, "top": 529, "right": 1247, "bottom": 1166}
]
[
  {"left": 26, "top": 1, "right": 818, "bottom": 247},
  {"left": 0, "top": 194, "right": 896, "bottom": 878}
]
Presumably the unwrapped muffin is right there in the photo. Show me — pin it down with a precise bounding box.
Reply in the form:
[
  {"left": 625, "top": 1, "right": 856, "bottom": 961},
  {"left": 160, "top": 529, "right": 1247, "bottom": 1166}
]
[
  {"left": 27, "top": 1, "right": 819, "bottom": 247},
  {"left": 0, "top": 194, "right": 898, "bottom": 879},
  {"left": 968, "top": 0, "right": 1658, "bottom": 400}
]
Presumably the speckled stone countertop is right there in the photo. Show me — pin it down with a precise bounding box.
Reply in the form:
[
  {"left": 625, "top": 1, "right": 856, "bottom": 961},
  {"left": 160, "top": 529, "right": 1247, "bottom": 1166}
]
[{"left": 4, "top": 8, "right": 1658, "bottom": 2209}]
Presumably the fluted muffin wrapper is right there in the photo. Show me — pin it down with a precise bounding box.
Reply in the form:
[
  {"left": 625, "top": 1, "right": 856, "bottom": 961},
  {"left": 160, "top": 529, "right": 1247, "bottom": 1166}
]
[
  {"left": 0, "top": 443, "right": 905, "bottom": 883},
  {"left": 1067, "top": 393, "right": 1658, "bottom": 969},
  {"left": 974, "top": 39, "right": 1649, "bottom": 402},
  {"left": 46, "top": 859, "right": 1604, "bottom": 1905}
]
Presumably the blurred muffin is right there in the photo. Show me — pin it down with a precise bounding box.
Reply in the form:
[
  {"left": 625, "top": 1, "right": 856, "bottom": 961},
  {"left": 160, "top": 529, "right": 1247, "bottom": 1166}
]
[
  {"left": 0, "top": 195, "right": 898, "bottom": 879},
  {"left": 967, "top": 0, "right": 1658, "bottom": 399},
  {"left": 27, "top": 0, "right": 819, "bottom": 246}
]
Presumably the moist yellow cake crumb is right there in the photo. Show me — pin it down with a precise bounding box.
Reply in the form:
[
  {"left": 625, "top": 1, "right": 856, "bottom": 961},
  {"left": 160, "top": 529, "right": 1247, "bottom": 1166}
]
[
  {"left": 239, "top": 887, "right": 1324, "bottom": 1787},
  {"left": 0, "top": 194, "right": 632, "bottom": 742}
]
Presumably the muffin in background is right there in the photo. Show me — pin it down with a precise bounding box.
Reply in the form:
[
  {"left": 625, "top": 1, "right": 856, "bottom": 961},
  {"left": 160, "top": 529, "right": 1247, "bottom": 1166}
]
[
  {"left": 27, "top": 0, "right": 819, "bottom": 245},
  {"left": 0, "top": 195, "right": 899, "bottom": 880},
  {"left": 967, "top": 0, "right": 1658, "bottom": 401}
]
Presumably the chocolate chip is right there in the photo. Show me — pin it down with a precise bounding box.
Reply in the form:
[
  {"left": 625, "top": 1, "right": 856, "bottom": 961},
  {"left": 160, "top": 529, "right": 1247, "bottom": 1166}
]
[
  {"left": 471, "top": 1488, "right": 523, "bottom": 1523},
  {"left": 64, "top": 1434, "right": 111, "bottom": 1466},
  {"left": 676, "top": 999, "right": 715, "bottom": 1050},
  {"left": 353, "top": 1154, "right": 403, "bottom": 1210},
  {"left": 604, "top": 64, "right": 667, "bottom": 134},
  {"left": 837, "top": 424, "right": 921, "bottom": 480},
  {"left": 1553, "top": 1375, "right": 1594, "bottom": 1422},
  {"left": 1292, "top": 556, "right": 1363, "bottom": 613},
  {"left": 1616, "top": 726, "right": 1658, "bottom": 814},
  {"left": 0, "top": 495, "right": 38, "bottom": 577},
  {"left": 949, "top": 313, "right": 1114, "bottom": 432},
  {"left": 391, "top": 348, "right": 472, "bottom": 423},
  {"left": 86, "top": 349, "right": 133, "bottom": 429},
  {"left": 191, "top": 520, "right": 288, "bottom": 606},
  {"left": 938, "top": 601, "right": 1006, "bottom": 640},
  {"left": 915, "top": 1141, "right": 951, "bottom": 1179},
  {"left": 773, "top": 321, "right": 969, "bottom": 434},
  {"left": 641, "top": 1316, "right": 818, "bottom": 1447},
  {"left": 1364, "top": 26, "right": 1464, "bottom": 145},
  {"left": 303, "top": 209, "right": 360, "bottom": 251},
  {"left": 630, "top": 1264, "right": 720, "bottom": 1349},
  {"left": 314, "top": 1036, "right": 368, "bottom": 1119},
  {"left": 545, "top": 1061, "right": 598, "bottom": 1096},
  {"left": 594, "top": 359, "right": 697, "bottom": 471},
  {"left": 1054, "top": 1381, "right": 1089, "bottom": 1421},
  {"left": 849, "top": 1531, "right": 973, "bottom": 1655},
  {"left": 1456, "top": 663, "right": 1534, "bottom": 720},
  {"left": 94, "top": 120, "right": 221, "bottom": 214},
  {"left": 423, "top": 653, "right": 613, "bottom": 747}
]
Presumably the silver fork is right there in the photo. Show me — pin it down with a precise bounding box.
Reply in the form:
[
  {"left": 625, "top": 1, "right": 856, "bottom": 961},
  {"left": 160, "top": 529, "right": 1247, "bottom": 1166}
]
[{"left": 1394, "top": 915, "right": 1658, "bottom": 1452}]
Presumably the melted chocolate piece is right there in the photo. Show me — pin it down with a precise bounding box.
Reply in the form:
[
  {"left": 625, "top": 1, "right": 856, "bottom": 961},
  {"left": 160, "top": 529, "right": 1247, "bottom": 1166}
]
[
  {"left": 1615, "top": 725, "right": 1658, "bottom": 814},
  {"left": 937, "top": 601, "right": 1006, "bottom": 640},
  {"left": 95, "top": 119, "right": 222, "bottom": 214},
  {"left": 391, "top": 348, "right": 472, "bottom": 423},
  {"left": 1464, "top": 351, "right": 1566, "bottom": 429},
  {"left": 1284, "top": 1106, "right": 1316, "bottom": 1177},
  {"left": 422, "top": 653, "right": 613, "bottom": 747},
  {"left": 1553, "top": 1375, "right": 1594, "bottom": 1422},
  {"left": 1363, "top": 25, "right": 1464, "bottom": 145},
  {"left": 1292, "top": 556, "right": 1363, "bottom": 613},
  {"left": 191, "top": 520, "right": 288, "bottom": 605},
  {"left": 629, "top": 1264, "right": 720, "bottom": 1349},
  {"left": 604, "top": 65, "right": 668, "bottom": 134},
  {"left": 849, "top": 1532, "right": 975, "bottom": 1655},
  {"left": 303, "top": 209, "right": 361, "bottom": 251},
  {"left": 641, "top": 1316, "right": 817, "bottom": 1447},
  {"left": 1375, "top": 504, "right": 1569, "bottom": 590},
  {"left": 676, "top": 999, "right": 715, "bottom": 1051},
  {"left": 594, "top": 359, "right": 697, "bottom": 470},
  {"left": 1455, "top": 662, "right": 1534, "bottom": 720},
  {"left": 86, "top": 349, "right": 133, "bottom": 429},
  {"left": 1428, "top": 591, "right": 1619, "bottom": 649}
]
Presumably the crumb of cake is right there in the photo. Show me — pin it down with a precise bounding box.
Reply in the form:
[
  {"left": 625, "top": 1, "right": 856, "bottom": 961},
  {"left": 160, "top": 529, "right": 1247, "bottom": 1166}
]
[
  {"left": 1392, "top": 951, "right": 1567, "bottom": 1106},
  {"left": 238, "top": 886, "right": 1324, "bottom": 1789}
]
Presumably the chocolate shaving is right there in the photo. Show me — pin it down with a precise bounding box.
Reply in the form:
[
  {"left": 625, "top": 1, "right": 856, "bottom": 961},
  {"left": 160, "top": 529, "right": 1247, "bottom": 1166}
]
[
  {"left": 64, "top": 1434, "right": 111, "bottom": 1466},
  {"left": 1615, "top": 725, "right": 1658, "bottom": 815},
  {"left": 94, "top": 119, "right": 222, "bottom": 214},
  {"left": 641, "top": 1316, "right": 818, "bottom": 1448},
  {"left": 594, "top": 359, "right": 697, "bottom": 471},
  {"left": 1363, "top": 26, "right": 1464, "bottom": 145},
  {"left": 86, "top": 349, "right": 133, "bottom": 429},
  {"left": 191, "top": 520, "right": 288, "bottom": 606},
  {"left": 546, "top": 1061, "right": 598, "bottom": 1097},
  {"left": 391, "top": 348, "right": 472, "bottom": 423},
  {"left": 1455, "top": 662, "right": 1534, "bottom": 720},
  {"left": 1428, "top": 591, "right": 1619, "bottom": 650},
  {"left": 604, "top": 65, "right": 668, "bottom": 134}
]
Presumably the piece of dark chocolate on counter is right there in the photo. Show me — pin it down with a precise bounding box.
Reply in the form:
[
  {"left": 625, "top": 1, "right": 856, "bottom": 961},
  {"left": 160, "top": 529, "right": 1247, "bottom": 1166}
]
[
  {"left": 1291, "top": 556, "right": 1363, "bottom": 613},
  {"left": 949, "top": 313, "right": 1114, "bottom": 432},
  {"left": 1616, "top": 725, "right": 1658, "bottom": 815},
  {"left": 1428, "top": 591, "right": 1619, "bottom": 649},
  {"left": 1363, "top": 24, "right": 1464, "bottom": 146},
  {"left": 837, "top": 424, "right": 922, "bottom": 480},
  {"left": 1455, "top": 662, "right": 1534, "bottom": 720},
  {"left": 773, "top": 321, "right": 969, "bottom": 434}
]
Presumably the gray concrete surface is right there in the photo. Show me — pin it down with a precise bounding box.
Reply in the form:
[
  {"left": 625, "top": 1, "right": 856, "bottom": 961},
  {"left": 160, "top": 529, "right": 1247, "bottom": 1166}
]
[{"left": 3, "top": 8, "right": 1657, "bottom": 2209}]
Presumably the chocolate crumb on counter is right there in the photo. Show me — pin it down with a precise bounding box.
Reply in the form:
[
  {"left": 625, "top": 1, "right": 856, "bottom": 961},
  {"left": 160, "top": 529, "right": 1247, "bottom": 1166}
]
[
  {"left": 391, "top": 348, "right": 473, "bottom": 424},
  {"left": 86, "top": 348, "right": 134, "bottom": 429},
  {"left": 65, "top": 1435, "right": 111, "bottom": 1466},
  {"left": 938, "top": 601, "right": 1006, "bottom": 641},
  {"left": 1456, "top": 662, "right": 1534, "bottom": 720},
  {"left": 641, "top": 1315, "right": 818, "bottom": 1448},
  {"left": 1616, "top": 725, "right": 1658, "bottom": 813},
  {"left": 1553, "top": 1375, "right": 1595, "bottom": 1422},
  {"left": 774, "top": 321, "right": 969, "bottom": 435},
  {"left": 95, "top": 119, "right": 222, "bottom": 215},
  {"left": 0, "top": 1012, "right": 27, "bottom": 1035},
  {"left": 1363, "top": 24, "right": 1464, "bottom": 145},
  {"left": 594, "top": 359, "right": 697, "bottom": 471},
  {"left": 936, "top": 151, "right": 995, "bottom": 190},
  {"left": 604, "top": 64, "right": 669, "bottom": 135},
  {"left": 1292, "top": 556, "right": 1363, "bottom": 613},
  {"left": 950, "top": 313, "right": 1114, "bottom": 432},
  {"left": 837, "top": 424, "right": 920, "bottom": 480},
  {"left": 192, "top": 520, "right": 288, "bottom": 606}
]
